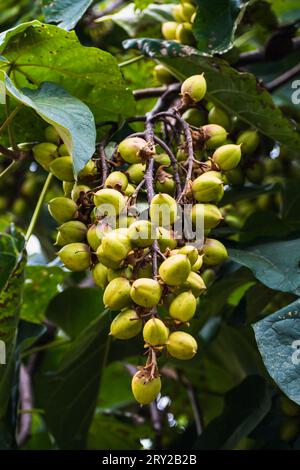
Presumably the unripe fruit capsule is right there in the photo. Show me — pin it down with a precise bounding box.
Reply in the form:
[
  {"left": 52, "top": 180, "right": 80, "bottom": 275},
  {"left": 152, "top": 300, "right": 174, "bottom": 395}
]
[
  {"left": 58, "top": 143, "right": 69, "bottom": 156},
  {"left": 71, "top": 184, "right": 90, "bottom": 202},
  {"left": 167, "top": 331, "right": 198, "bottom": 360},
  {"left": 169, "top": 291, "right": 197, "bottom": 322},
  {"left": 208, "top": 106, "right": 231, "bottom": 130},
  {"left": 92, "top": 263, "right": 108, "bottom": 289},
  {"left": 191, "top": 203, "right": 223, "bottom": 230},
  {"left": 212, "top": 144, "right": 242, "bottom": 171},
  {"left": 202, "top": 124, "right": 227, "bottom": 149},
  {"left": 128, "top": 220, "right": 155, "bottom": 248},
  {"left": 96, "top": 245, "right": 120, "bottom": 269},
  {"left": 192, "top": 254, "right": 204, "bottom": 272},
  {"left": 192, "top": 173, "right": 224, "bottom": 203},
  {"left": 33, "top": 142, "right": 58, "bottom": 171},
  {"left": 50, "top": 156, "right": 74, "bottom": 182},
  {"left": 143, "top": 318, "right": 169, "bottom": 346},
  {"left": 236, "top": 129, "right": 259, "bottom": 155},
  {"left": 118, "top": 137, "right": 147, "bottom": 164},
  {"left": 103, "top": 277, "right": 131, "bottom": 310},
  {"left": 182, "top": 108, "right": 206, "bottom": 127},
  {"left": 184, "top": 271, "right": 206, "bottom": 297},
  {"left": 78, "top": 160, "right": 97, "bottom": 181},
  {"left": 110, "top": 308, "right": 142, "bottom": 340},
  {"left": 132, "top": 372, "right": 161, "bottom": 405},
  {"left": 126, "top": 163, "right": 146, "bottom": 184},
  {"left": 105, "top": 171, "right": 128, "bottom": 192},
  {"left": 101, "top": 229, "right": 131, "bottom": 262},
  {"left": 45, "top": 125, "right": 60, "bottom": 145},
  {"left": 154, "top": 64, "right": 174, "bottom": 85},
  {"left": 159, "top": 254, "right": 191, "bottom": 286},
  {"left": 87, "top": 223, "right": 110, "bottom": 251},
  {"left": 58, "top": 242, "right": 90, "bottom": 272},
  {"left": 149, "top": 193, "right": 178, "bottom": 226},
  {"left": 178, "top": 245, "right": 198, "bottom": 266},
  {"left": 107, "top": 266, "right": 133, "bottom": 282},
  {"left": 157, "top": 227, "right": 177, "bottom": 252},
  {"left": 181, "top": 2, "right": 196, "bottom": 21},
  {"left": 58, "top": 220, "right": 87, "bottom": 244},
  {"left": 181, "top": 75, "right": 207, "bottom": 103},
  {"left": 203, "top": 238, "right": 228, "bottom": 265},
  {"left": 93, "top": 188, "right": 125, "bottom": 217},
  {"left": 161, "top": 21, "right": 178, "bottom": 40},
  {"left": 172, "top": 4, "right": 185, "bottom": 21},
  {"left": 48, "top": 197, "right": 78, "bottom": 224},
  {"left": 130, "top": 278, "right": 162, "bottom": 308},
  {"left": 176, "top": 23, "right": 195, "bottom": 46}
]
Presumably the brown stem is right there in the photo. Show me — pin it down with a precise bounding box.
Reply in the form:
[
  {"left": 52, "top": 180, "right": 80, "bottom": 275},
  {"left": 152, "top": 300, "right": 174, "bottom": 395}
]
[
  {"left": 265, "top": 63, "right": 300, "bottom": 92},
  {"left": 16, "top": 365, "right": 32, "bottom": 447}
]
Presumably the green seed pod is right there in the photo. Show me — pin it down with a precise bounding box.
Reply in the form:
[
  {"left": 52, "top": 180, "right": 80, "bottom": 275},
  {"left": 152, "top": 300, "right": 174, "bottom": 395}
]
[
  {"left": 178, "top": 245, "right": 198, "bottom": 265},
  {"left": 93, "top": 188, "right": 125, "bottom": 217},
  {"left": 58, "top": 220, "right": 87, "bottom": 244},
  {"left": 107, "top": 266, "right": 133, "bottom": 282},
  {"left": 48, "top": 197, "right": 78, "bottom": 223},
  {"left": 225, "top": 167, "right": 245, "bottom": 186},
  {"left": 71, "top": 184, "right": 90, "bottom": 202},
  {"left": 203, "top": 238, "right": 228, "bottom": 265},
  {"left": 202, "top": 124, "right": 227, "bottom": 150},
  {"left": 44, "top": 125, "right": 60, "bottom": 145},
  {"left": 58, "top": 143, "right": 69, "bottom": 156},
  {"left": 181, "top": 2, "right": 196, "bottom": 21},
  {"left": 33, "top": 142, "right": 58, "bottom": 171},
  {"left": 154, "top": 153, "right": 171, "bottom": 167},
  {"left": 192, "top": 173, "right": 224, "bottom": 202},
  {"left": 167, "top": 331, "right": 198, "bottom": 360},
  {"left": 63, "top": 181, "right": 74, "bottom": 197},
  {"left": 176, "top": 147, "right": 188, "bottom": 162},
  {"left": 128, "top": 220, "right": 155, "bottom": 248},
  {"left": 212, "top": 144, "right": 242, "bottom": 171},
  {"left": 161, "top": 21, "right": 178, "bottom": 40},
  {"left": 246, "top": 162, "right": 265, "bottom": 184},
  {"left": 154, "top": 64, "right": 174, "bottom": 85},
  {"left": 101, "top": 229, "right": 131, "bottom": 262},
  {"left": 208, "top": 106, "right": 231, "bottom": 130},
  {"left": 58, "top": 242, "right": 90, "bottom": 271},
  {"left": 191, "top": 203, "right": 223, "bottom": 229},
  {"left": 159, "top": 254, "right": 191, "bottom": 286},
  {"left": 184, "top": 271, "right": 206, "bottom": 297},
  {"left": 110, "top": 308, "right": 142, "bottom": 340},
  {"left": 103, "top": 277, "right": 131, "bottom": 310},
  {"left": 155, "top": 174, "right": 175, "bottom": 195},
  {"left": 157, "top": 227, "right": 178, "bottom": 252},
  {"left": 150, "top": 193, "right": 178, "bottom": 227},
  {"left": 169, "top": 291, "right": 196, "bottom": 322},
  {"left": 126, "top": 163, "right": 146, "bottom": 184},
  {"left": 131, "top": 371, "right": 161, "bottom": 405},
  {"left": 78, "top": 160, "right": 97, "bottom": 181},
  {"left": 50, "top": 156, "right": 74, "bottom": 182},
  {"left": 181, "top": 74, "right": 207, "bottom": 102},
  {"left": 172, "top": 4, "right": 185, "bottom": 21},
  {"left": 182, "top": 108, "right": 206, "bottom": 127},
  {"left": 143, "top": 318, "right": 169, "bottom": 346},
  {"left": 130, "top": 278, "right": 162, "bottom": 308},
  {"left": 176, "top": 22, "right": 195, "bottom": 46},
  {"left": 87, "top": 222, "right": 110, "bottom": 251},
  {"left": 105, "top": 171, "right": 128, "bottom": 192},
  {"left": 236, "top": 129, "right": 259, "bottom": 155},
  {"left": 118, "top": 137, "right": 147, "bottom": 164},
  {"left": 124, "top": 183, "right": 136, "bottom": 197},
  {"left": 96, "top": 245, "right": 121, "bottom": 269},
  {"left": 92, "top": 263, "right": 108, "bottom": 288},
  {"left": 192, "top": 254, "right": 204, "bottom": 272},
  {"left": 201, "top": 268, "right": 216, "bottom": 286}
]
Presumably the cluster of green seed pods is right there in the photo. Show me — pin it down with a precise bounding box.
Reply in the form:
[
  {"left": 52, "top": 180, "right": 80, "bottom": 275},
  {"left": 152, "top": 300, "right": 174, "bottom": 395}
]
[{"left": 33, "top": 72, "right": 259, "bottom": 405}]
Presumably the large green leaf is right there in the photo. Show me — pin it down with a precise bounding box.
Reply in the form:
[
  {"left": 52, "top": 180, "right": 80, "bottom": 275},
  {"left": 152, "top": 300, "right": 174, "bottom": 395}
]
[
  {"left": 46, "top": 287, "right": 104, "bottom": 339},
  {"left": 96, "top": 3, "right": 174, "bottom": 36},
  {"left": 194, "top": 375, "right": 271, "bottom": 449},
  {"left": 43, "top": 0, "right": 93, "bottom": 31},
  {"left": 34, "top": 309, "right": 111, "bottom": 449},
  {"left": 193, "top": 0, "right": 249, "bottom": 54},
  {"left": 88, "top": 414, "right": 144, "bottom": 450},
  {"left": 123, "top": 38, "right": 300, "bottom": 151},
  {"left": 21, "top": 265, "right": 68, "bottom": 324},
  {"left": 0, "top": 21, "right": 135, "bottom": 124},
  {"left": 253, "top": 299, "right": 300, "bottom": 405},
  {"left": 229, "top": 238, "right": 300, "bottom": 295},
  {"left": 0, "top": 75, "right": 96, "bottom": 175},
  {"left": 268, "top": 0, "right": 300, "bottom": 23}
]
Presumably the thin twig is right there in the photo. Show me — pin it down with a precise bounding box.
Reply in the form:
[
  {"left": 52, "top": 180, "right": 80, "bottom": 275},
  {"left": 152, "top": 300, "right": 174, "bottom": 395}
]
[
  {"left": 177, "top": 371, "right": 203, "bottom": 437},
  {"left": 98, "top": 144, "right": 108, "bottom": 185},
  {"left": 0, "top": 160, "right": 19, "bottom": 181},
  {"left": 119, "top": 55, "right": 144, "bottom": 68},
  {"left": 16, "top": 365, "right": 32, "bottom": 447},
  {"left": 133, "top": 83, "right": 180, "bottom": 101},
  {"left": 265, "top": 63, "right": 300, "bottom": 91},
  {"left": 25, "top": 173, "right": 53, "bottom": 242}
]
